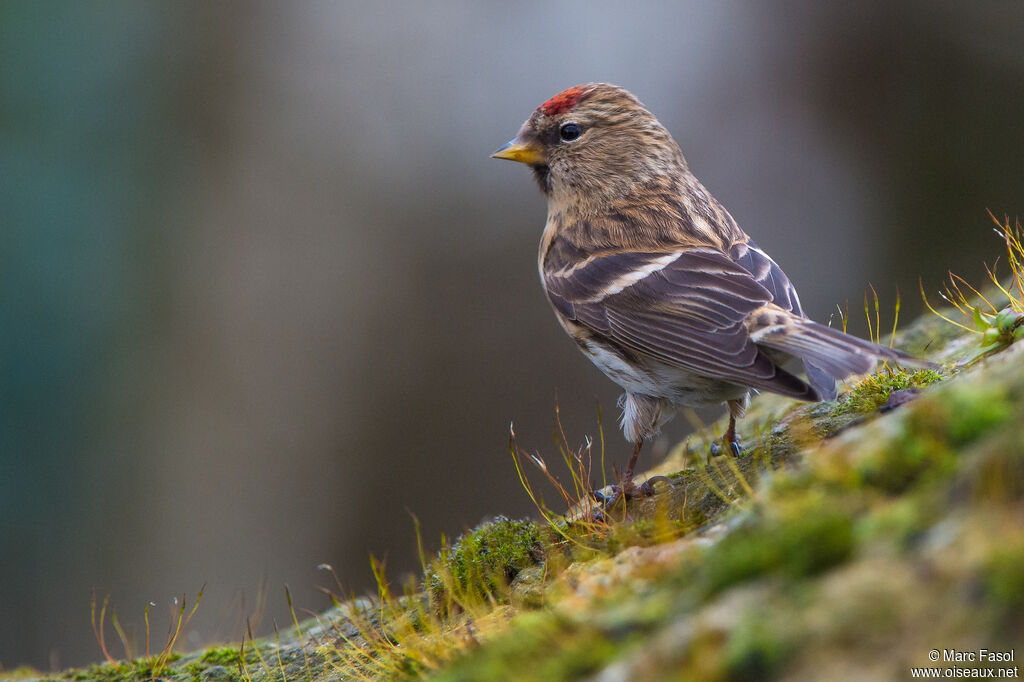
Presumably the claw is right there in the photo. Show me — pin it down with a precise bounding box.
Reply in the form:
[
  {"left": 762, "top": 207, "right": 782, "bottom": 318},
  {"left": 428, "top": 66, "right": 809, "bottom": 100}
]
[
  {"left": 710, "top": 438, "right": 743, "bottom": 457},
  {"left": 590, "top": 483, "right": 627, "bottom": 511},
  {"left": 639, "top": 475, "right": 672, "bottom": 496}
]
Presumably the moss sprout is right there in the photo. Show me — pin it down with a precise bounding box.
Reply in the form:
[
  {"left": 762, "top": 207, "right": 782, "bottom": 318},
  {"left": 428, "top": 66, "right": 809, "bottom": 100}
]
[{"left": 832, "top": 367, "right": 944, "bottom": 416}]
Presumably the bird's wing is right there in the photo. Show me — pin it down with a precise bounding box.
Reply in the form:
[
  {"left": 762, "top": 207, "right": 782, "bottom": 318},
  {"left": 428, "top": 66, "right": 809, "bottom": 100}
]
[
  {"left": 728, "top": 241, "right": 803, "bottom": 315},
  {"left": 728, "top": 241, "right": 839, "bottom": 399},
  {"left": 543, "top": 244, "right": 818, "bottom": 400}
]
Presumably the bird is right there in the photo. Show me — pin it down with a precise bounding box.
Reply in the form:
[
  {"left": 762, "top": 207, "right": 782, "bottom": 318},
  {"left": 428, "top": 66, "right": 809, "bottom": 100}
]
[{"left": 491, "top": 83, "right": 932, "bottom": 500}]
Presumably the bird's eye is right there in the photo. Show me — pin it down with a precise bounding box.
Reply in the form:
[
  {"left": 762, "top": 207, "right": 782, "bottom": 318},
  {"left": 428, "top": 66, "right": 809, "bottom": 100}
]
[{"left": 559, "top": 122, "right": 582, "bottom": 142}]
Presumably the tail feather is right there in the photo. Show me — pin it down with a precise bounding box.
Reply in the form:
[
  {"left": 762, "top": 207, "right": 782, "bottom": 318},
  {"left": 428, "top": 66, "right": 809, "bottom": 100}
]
[
  {"left": 752, "top": 315, "right": 935, "bottom": 383},
  {"left": 804, "top": 361, "right": 838, "bottom": 401}
]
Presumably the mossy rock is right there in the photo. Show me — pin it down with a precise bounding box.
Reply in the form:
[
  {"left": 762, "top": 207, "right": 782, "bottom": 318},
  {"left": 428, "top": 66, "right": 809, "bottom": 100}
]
[{"left": 51, "top": 298, "right": 1024, "bottom": 681}]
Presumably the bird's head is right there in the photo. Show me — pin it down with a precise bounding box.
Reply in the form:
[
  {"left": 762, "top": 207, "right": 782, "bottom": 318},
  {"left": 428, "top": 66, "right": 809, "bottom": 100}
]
[{"left": 492, "top": 83, "right": 685, "bottom": 212}]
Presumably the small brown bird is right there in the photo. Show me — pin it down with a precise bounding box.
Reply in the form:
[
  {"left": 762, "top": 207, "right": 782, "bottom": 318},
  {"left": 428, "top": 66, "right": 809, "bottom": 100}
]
[{"left": 493, "top": 83, "right": 930, "bottom": 497}]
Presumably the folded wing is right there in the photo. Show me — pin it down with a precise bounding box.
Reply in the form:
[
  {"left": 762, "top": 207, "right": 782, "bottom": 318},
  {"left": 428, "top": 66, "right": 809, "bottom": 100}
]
[
  {"left": 544, "top": 245, "right": 819, "bottom": 400},
  {"left": 543, "top": 241, "right": 931, "bottom": 404}
]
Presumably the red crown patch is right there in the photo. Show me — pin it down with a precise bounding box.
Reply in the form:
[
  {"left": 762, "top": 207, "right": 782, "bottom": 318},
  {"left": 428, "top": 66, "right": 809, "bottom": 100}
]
[{"left": 539, "top": 85, "right": 589, "bottom": 116}]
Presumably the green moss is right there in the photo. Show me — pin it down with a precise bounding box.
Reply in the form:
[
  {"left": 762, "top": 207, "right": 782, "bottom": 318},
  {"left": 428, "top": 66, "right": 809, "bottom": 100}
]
[
  {"left": 854, "top": 380, "right": 1012, "bottom": 495},
  {"left": 68, "top": 661, "right": 148, "bottom": 682},
  {"left": 777, "top": 510, "right": 854, "bottom": 580},
  {"left": 724, "top": 612, "right": 791, "bottom": 681},
  {"left": 942, "top": 384, "right": 1011, "bottom": 446},
  {"left": 432, "top": 612, "right": 622, "bottom": 682},
  {"left": 701, "top": 523, "right": 779, "bottom": 594},
  {"left": 198, "top": 647, "right": 242, "bottom": 667},
  {"left": 62, "top": 647, "right": 247, "bottom": 682},
  {"left": 702, "top": 501, "right": 853, "bottom": 595},
  {"left": 535, "top": 626, "right": 623, "bottom": 680},
  {"left": 428, "top": 516, "right": 544, "bottom": 607},
  {"left": 983, "top": 544, "right": 1024, "bottom": 615},
  {"left": 599, "top": 517, "right": 693, "bottom": 555},
  {"left": 855, "top": 496, "right": 933, "bottom": 549},
  {"left": 183, "top": 661, "right": 238, "bottom": 682},
  {"left": 962, "top": 432, "right": 1024, "bottom": 503},
  {"left": 856, "top": 429, "right": 952, "bottom": 495},
  {"left": 832, "top": 368, "right": 944, "bottom": 416}
]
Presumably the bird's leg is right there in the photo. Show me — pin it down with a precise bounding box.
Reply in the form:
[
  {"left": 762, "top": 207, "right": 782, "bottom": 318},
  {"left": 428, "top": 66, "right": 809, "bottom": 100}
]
[
  {"left": 723, "top": 414, "right": 741, "bottom": 455},
  {"left": 593, "top": 438, "right": 659, "bottom": 510},
  {"left": 723, "top": 397, "right": 746, "bottom": 455},
  {"left": 622, "top": 437, "right": 643, "bottom": 485},
  {"left": 711, "top": 399, "right": 746, "bottom": 457}
]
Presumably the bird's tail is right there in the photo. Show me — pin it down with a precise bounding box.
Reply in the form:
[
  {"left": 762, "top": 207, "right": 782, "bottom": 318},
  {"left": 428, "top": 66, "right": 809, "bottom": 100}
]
[{"left": 749, "top": 307, "right": 935, "bottom": 389}]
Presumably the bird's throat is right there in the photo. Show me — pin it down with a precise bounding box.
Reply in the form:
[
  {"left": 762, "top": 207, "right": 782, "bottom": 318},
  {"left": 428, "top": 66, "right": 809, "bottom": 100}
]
[{"left": 531, "top": 164, "right": 552, "bottom": 195}]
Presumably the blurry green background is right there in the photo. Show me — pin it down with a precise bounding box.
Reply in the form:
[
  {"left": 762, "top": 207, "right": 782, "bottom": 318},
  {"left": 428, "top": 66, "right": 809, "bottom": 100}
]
[{"left": 1, "top": 0, "right": 1022, "bottom": 670}]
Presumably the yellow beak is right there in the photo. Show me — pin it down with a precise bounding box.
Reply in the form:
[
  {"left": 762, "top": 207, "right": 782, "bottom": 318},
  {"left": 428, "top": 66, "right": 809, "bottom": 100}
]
[{"left": 491, "top": 138, "right": 546, "bottom": 165}]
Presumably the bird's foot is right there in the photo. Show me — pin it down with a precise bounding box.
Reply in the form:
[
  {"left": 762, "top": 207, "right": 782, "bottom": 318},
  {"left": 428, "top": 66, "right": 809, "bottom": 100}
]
[
  {"left": 591, "top": 474, "right": 670, "bottom": 512},
  {"left": 710, "top": 412, "right": 744, "bottom": 457},
  {"left": 709, "top": 437, "right": 743, "bottom": 457}
]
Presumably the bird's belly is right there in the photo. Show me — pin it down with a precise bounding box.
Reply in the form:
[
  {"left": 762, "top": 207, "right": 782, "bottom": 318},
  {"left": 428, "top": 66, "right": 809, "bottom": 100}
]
[{"left": 578, "top": 340, "right": 746, "bottom": 407}]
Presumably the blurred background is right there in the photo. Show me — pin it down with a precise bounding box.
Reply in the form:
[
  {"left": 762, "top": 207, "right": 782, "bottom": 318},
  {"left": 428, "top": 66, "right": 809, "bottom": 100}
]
[{"left": 2, "top": 0, "right": 1022, "bottom": 670}]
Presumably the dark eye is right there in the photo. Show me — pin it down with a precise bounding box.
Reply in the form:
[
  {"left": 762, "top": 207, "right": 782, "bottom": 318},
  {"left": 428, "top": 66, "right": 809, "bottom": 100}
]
[{"left": 559, "top": 122, "right": 582, "bottom": 142}]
